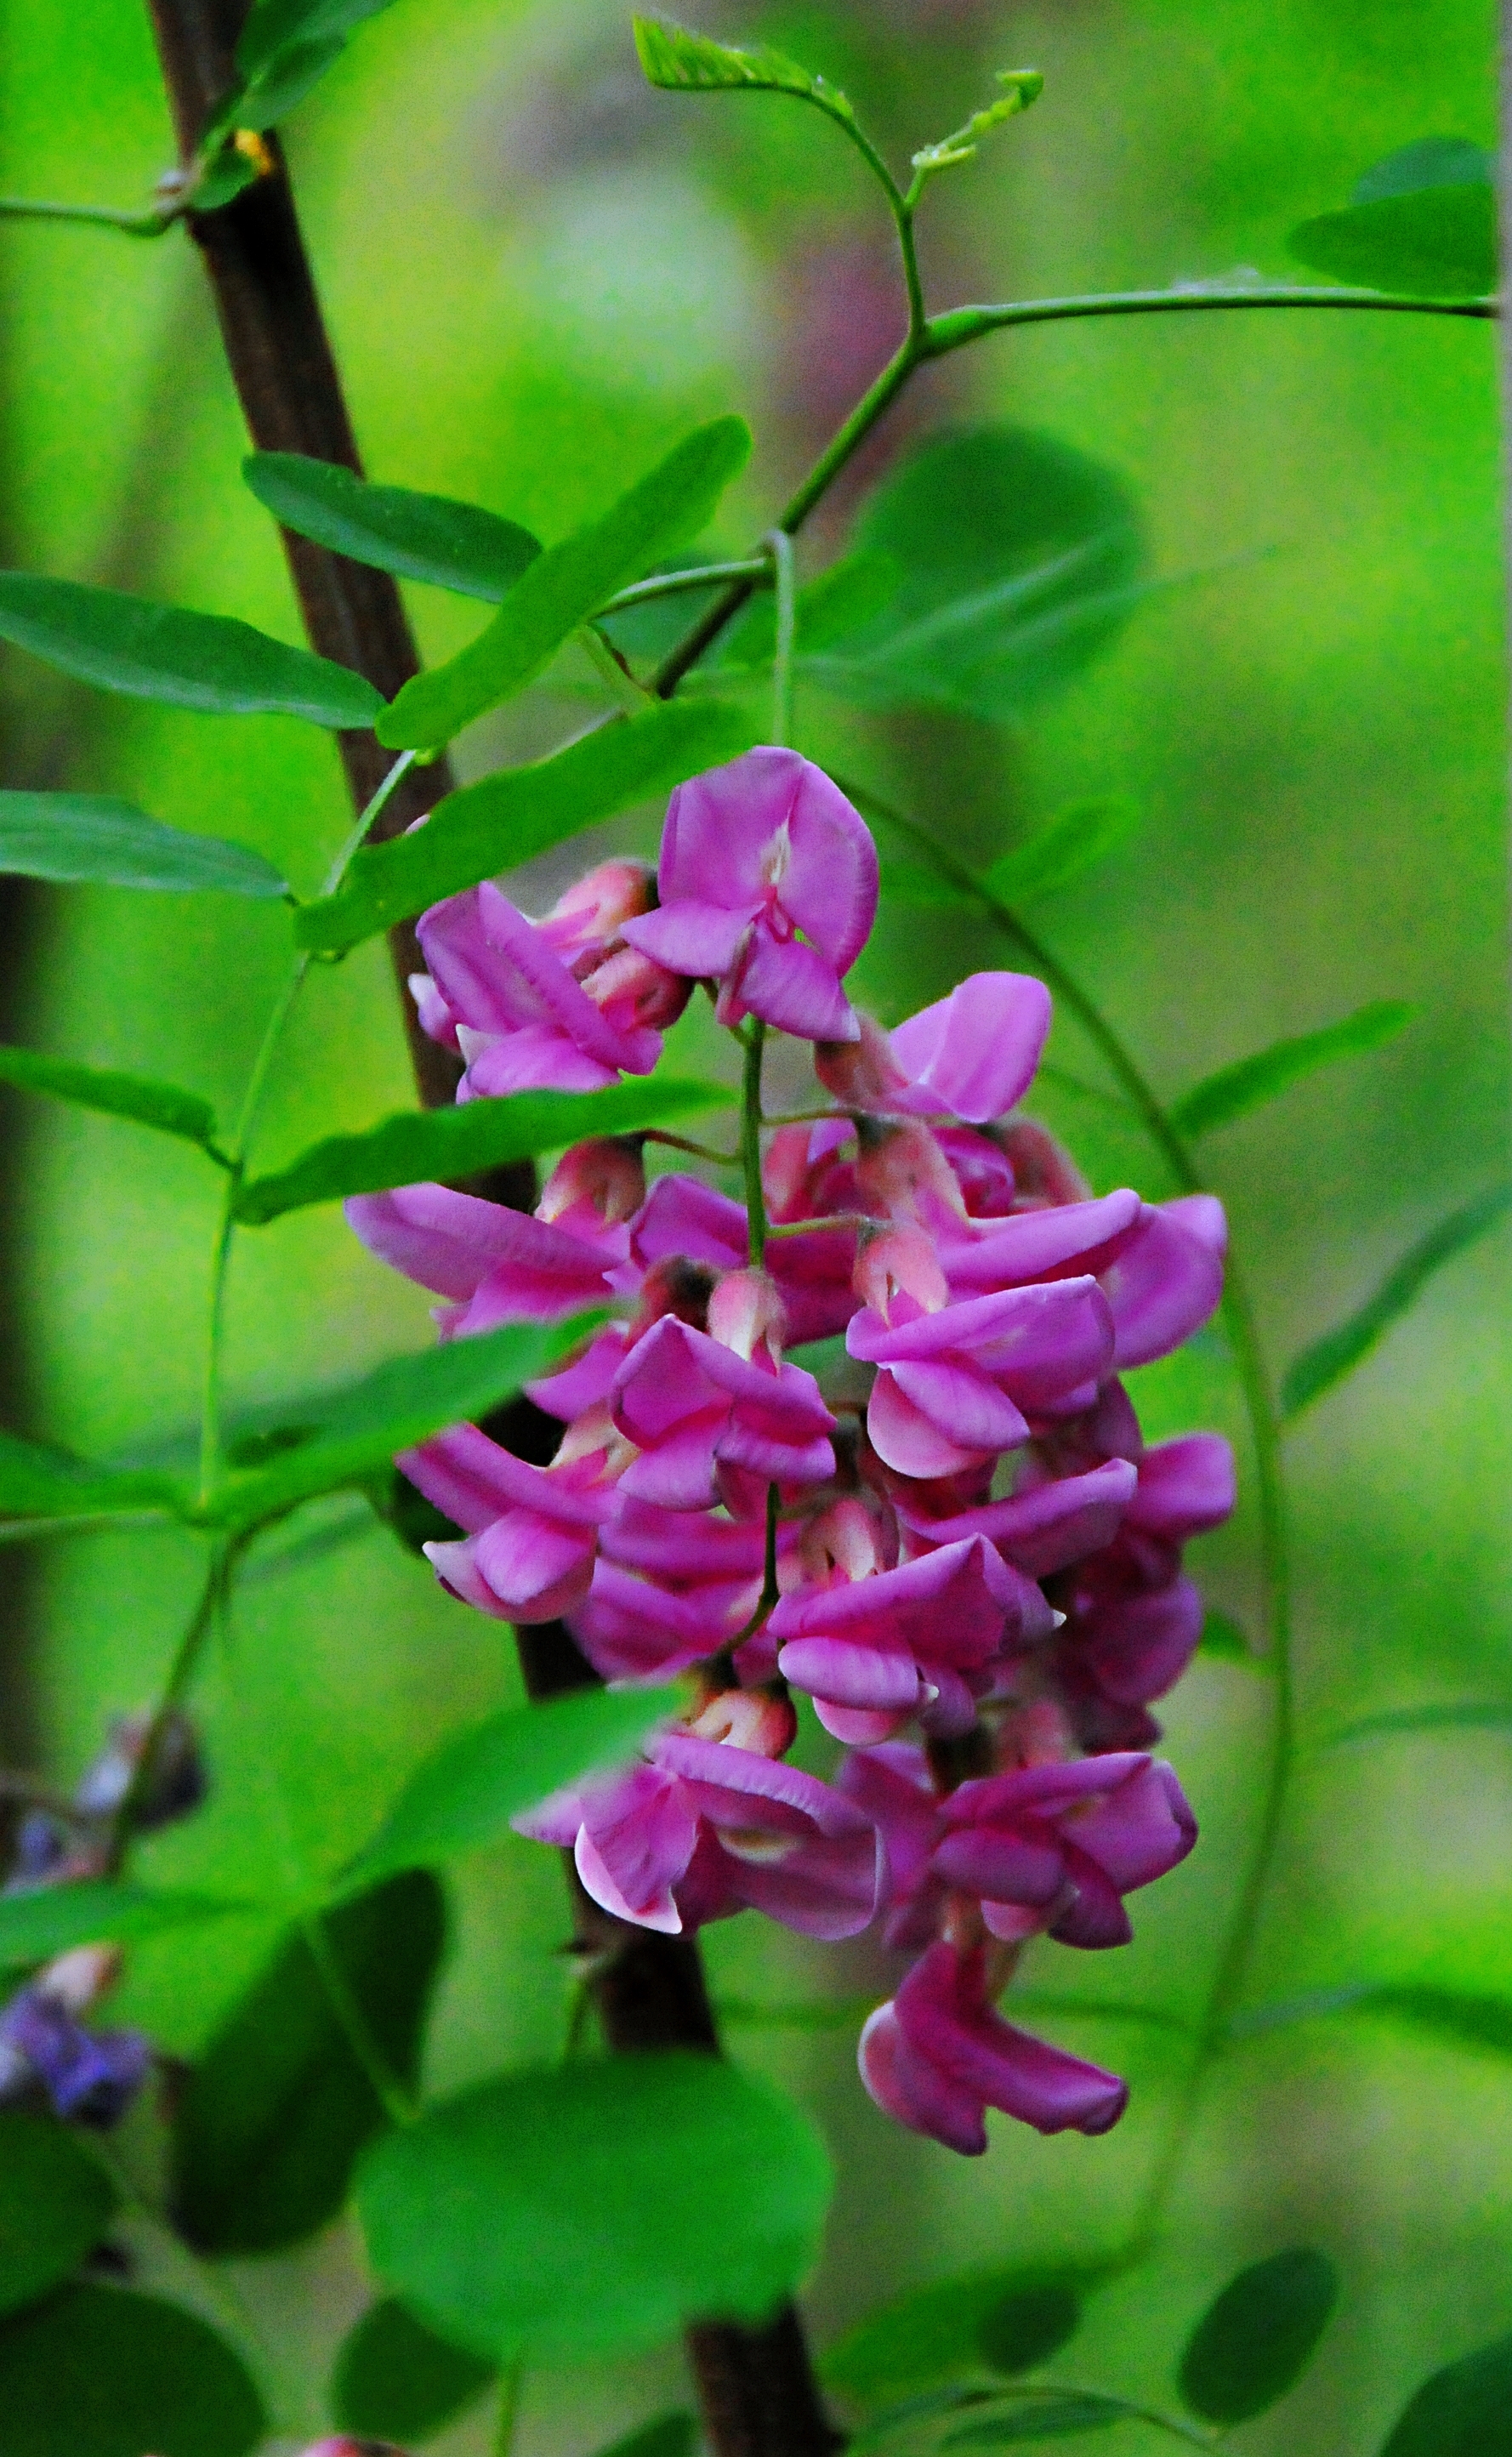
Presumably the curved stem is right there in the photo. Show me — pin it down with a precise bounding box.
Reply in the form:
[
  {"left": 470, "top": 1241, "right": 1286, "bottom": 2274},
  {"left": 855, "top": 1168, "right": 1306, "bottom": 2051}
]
[
  {"left": 0, "top": 193, "right": 175, "bottom": 237},
  {"left": 836, "top": 772, "right": 1294, "bottom": 2240},
  {"left": 600, "top": 558, "right": 771, "bottom": 613},
  {"left": 924, "top": 285, "right": 1496, "bottom": 356}
]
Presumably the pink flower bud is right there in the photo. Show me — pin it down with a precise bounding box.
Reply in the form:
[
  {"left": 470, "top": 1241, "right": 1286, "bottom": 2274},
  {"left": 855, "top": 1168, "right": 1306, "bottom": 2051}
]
[
  {"left": 998, "top": 1117, "right": 1091, "bottom": 1209},
  {"left": 707, "top": 1266, "right": 787, "bottom": 1364},
  {"left": 854, "top": 1119, "right": 966, "bottom": 1228},
  {"left": 537, "top": 1137, "right": 646, "bottom": 1229},
  {"left": 686, "top": 1686, "right": 798, "bottom": 1758},
  {"left": 583, "top": 944, "right": 694, "bottom": 1034},
  {"left": 537, "top": 856, "right": 657, "bottom": 956},
  {"left": 853, "top": 1224, "right": 949, "bottom": 1322},
  {"left": 815, "top": 1014, "right": 912, "bottom": 1112}
]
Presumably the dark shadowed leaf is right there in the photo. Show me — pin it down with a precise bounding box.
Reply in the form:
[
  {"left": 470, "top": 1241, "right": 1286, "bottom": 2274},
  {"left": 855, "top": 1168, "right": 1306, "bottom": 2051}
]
[
  {"left": 378, "top": 419, "right": 751, "bottom": 748},
  {"left": 944, "top": 2397, "right": 1120, "bottom": 2444},
  {"left": 1379, "top": 2335, "right": 1512, "bottom": 2456},
  {"left": 0, "top": 2113, "right": 116, "bottom": 2318},
  {"left": 358, "top": 2052, "right": 831, "bottom": 2363},
  {"left": 0, "top": 793, "right": 287, "bottom": 896},
  {"left": 1171, "top": 1000, "right": 1413, "bottom": 1139},
  {"left": 1289, "top": 140, "right": 1496, "bottom": 299},
  {"left": 0, "top": 1047, "right": 221, "bottom": 1153},
  {"left": 213, "top": 0, "right": 401, "bottom": 136},
  {"left": 982, "top": 797, "right": 1140, "bottom": 905},
  {"left": 243, "top": 454, "right": 541, "bottom": 602},
  {"left": 343, "top": 1685, "right": 683, "bottom": 1890},
  {"left": 0, "top": 576, "right": 382, "bottom": 726},
  {"left": 595, "top": 2417, "right": 698, "bottom": 2457},
  {"left": 1199, "top": 1609, "right": 1270, "bottom": 1673},
  {"left": 716, "top": 552, "right": 901, "bottom": 674},
  {"left": 0, "top": 1884, "right": 258, "bottom": 1971},
  {"left": 1281, "top": 1184, "right": 1512, "bottom": 1419},
  {"left": 0, "top": 1430, "right": 184, "bottom": 1526},
  {"left": 634, "top": 16, "right": 858, "bottom": 132},
  {"left": 172, "top": 1872, "right": 445, "bottom": 2255},
  {"left": 1178, "top": 2248, "right": 1339, "bottom": 2424},
  {"left": 1365, "top": 1988, "right": 1512, "bottom": 2062},
  {"left": 976, "top": 2284, "right": 1082, "bottom": 2376},
  {"left": 333, "top": 2297, "right": 496, "bottom": 2441},
  {"left": 200, "top": 1316, "right": 600, "bottom": 1531},
  {"left": 0, "top": 2284, "right": 266, "bottom": 2457},
  {"left": 803, "top": 428, "right": 1145, "bottom": 725},
  {"left": 827, "top": 2268, "right": 1108, "bottom": 2404},
  {"left": 236, "top": 1078, "right": 730, "bottom": 1223},
  {"left": 297, "top": 698, "right": 753, "bottom": 952}
]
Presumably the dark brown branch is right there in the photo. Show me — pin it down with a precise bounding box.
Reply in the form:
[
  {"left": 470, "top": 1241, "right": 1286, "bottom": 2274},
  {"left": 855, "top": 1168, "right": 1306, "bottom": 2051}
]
[{"left": 142, "top": 11, "right": 838, "bottom": 2450}]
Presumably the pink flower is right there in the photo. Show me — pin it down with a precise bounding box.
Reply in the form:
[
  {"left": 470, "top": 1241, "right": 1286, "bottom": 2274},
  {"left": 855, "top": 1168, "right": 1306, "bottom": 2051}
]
[
  {"left": 895, "top": 1457, "right": 1139, "bottom": 1579},
  {"left": 399, "top": 1422, "right": 618, "bottom": 1622},
  {"left": 621, "top": 748, "right": 878, "bottom": 1040},
  {"left": 414, "top": 859, "right": 689, "bottom": 1096},
  {"left": 346, "top": 1180, "right": 625, "bottom": 1333},
  {"left": 816, "top": 973, "right": 1052, "bottom": 1124},
  {"left": 631, "top": 1172, "right": 856, "bottom": 1345},
  {"left": 858, "top": 1941, "right": 1128, "bottom": 2153},
  {"left": 514, "top": 1705, "right": 884, "bottom": 1940},
  {"left": 567, "top": 1499, "right": 775, "bottom": 1681},
  {"left": 610, "top": 1272, "right": 837, "bottom": 1512}
]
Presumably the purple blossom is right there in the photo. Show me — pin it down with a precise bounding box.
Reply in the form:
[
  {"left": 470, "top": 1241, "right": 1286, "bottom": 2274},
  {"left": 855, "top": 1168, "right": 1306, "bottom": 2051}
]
[
  {"left": 400, "top": 1423, "right": 620, "bottom": 1623},
  {"left": 816, "top": 972, "right": 1052, "bottom": 1124},
  {"left": 610, "top": 1297, "right": 837, "bottom": 1515},
  {"left": 621, "top": 748, "right": 878, "bottom": 1040}
]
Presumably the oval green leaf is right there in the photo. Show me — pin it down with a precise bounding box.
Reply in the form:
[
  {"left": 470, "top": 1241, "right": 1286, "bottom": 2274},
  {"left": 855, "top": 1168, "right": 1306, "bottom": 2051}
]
[
  {"left": 0, "top": 1883, "right": 258, "bottom": 1971},
  {"left": 342, "top": 1685, "right": 683, "bottom": 1890},
  {"left": 0, "top": 1429, "right": 185, "bottom": 1527},
  {"left": 358, "top": 2052, "right": 833, "bottom": 2363},
  {"left": 1178, "top": 2247, "right": 1339, "bottom": 2425},
  {"left": 0, "top": 575, "right": 383, "bottom": 727},
  {"left": 244, "top": 453, "right": 541, "bottom": 602},
  {"left": 1171, "top": 999, "right": 1413, "bottom": 1139},
  {"left": 1281, "top": 1183, "right": 1512, "bottom": 1420},
  {"left": 234, "top": 1078, "right": 731, "bottom": 1225},
  {"left": 827, "top": 2270, "right": 1094, "bottom": 2404},
  {"left": 1379, "top": 2335, "right": 1512, "bottom": 2456},
  {"left": 0, "top": 2283, "right": 265, "bottom": 2457},
  {"left": 976, "top": 2284, "right": 1082, "bottom": 2376},
  {"left": 634, "top": 15, "right": 856, "bottom": 125},
  {"left": 943, "top": 2397, "right": 1119, "bottom": 2445},
  {"left": 333, "top": 2297, "right": 496, "bottom": 2442},
  {"left": 172, "top": 1872, "right": 445, "bottom": 2256},
  {"left": 0, "top": 1047, "right": 220, "bottom": 1152},
  {"left": 377, "top": 417, "right": 751, "bottom": 749},
  {"left": 1289, "top": 140, "right": 1496, "bottom": 300},
  {"left": 298, "top": 697, "right": 753, "bottom": 953},
  {"left": 0, "top": 793, "right": 287, "bottom": 896},
  {"left": 596, "top": 2419, "right": 698, "bottom": 2457},
  {"left": 0, "top": 2113, "right": 116, "bottom": 2319}
]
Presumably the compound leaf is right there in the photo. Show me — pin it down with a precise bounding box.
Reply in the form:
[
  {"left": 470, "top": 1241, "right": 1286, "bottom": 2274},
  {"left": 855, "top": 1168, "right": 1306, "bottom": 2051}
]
[
  {"left": 0, "top": 793, "right": 287, "bottom": 896},
  {"left": 244, "top": 454, "right": 541, "bottom": 603},
  {"left": 1179, "top": 2249, "right": 1339, "bottom": 2425},
  {"left": 0, "top": 576, "right": 382, "bottom": 727},
  {"left": 943, "top": 2398, "right": 1119, "bottom": 2445},
  {"left": 0, "top": 2284, "right": 266, "bottom": 2457},
  {"left": 1171, "top": 1000, "right": 1412, "bottom": 1139},
  {"left": 634, "top": 16, "right": 857, "bottom": 131},
  {"left": 1281, "top": 1184, "right": 1512, "bottom": 1419}
]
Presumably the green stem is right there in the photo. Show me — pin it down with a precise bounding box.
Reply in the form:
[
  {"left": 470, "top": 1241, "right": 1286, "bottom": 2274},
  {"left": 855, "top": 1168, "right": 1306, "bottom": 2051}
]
[
  {"left": 741, "top": 1021, "right": 769, "bottom": 1265},
  {"left": 598, "top": 558, "right": 770, "bottom": 613},
  {"left": 924, "top": 285, "right": 1495, "bottom": 358},
  {"left": 0, "top": 194, "right": 175, "bottom": 237},
  {"left": 104, "top": 1544, "right": 231, "bottom": 1874},
  {"left": 493, "top": 2361, "right": 525, "bottom": 2457},
  {"left": 765, "top": 527, "right": 797, "bottom": 747},
  {"left": 837, "top": 772, "right": 1293, "bottom": 2239}
]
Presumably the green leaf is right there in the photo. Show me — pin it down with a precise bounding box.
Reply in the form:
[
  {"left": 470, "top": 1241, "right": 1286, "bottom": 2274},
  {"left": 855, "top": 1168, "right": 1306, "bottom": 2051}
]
[
  {"left": 1289, "top": 140, "right": 1496, "bottom": 299},
  {"left": 634, "top": 16, "right": 858, "bottom": 132},
  {"left": 0, "top": 2283, "right": 266, "bottom": 2457},
  {"left": 1178, "top": 2249, "right": 1339, "bottom": 2425},
  {"left": 200, "top": 1316, "right": 599, "bottom": 1532},
  {"left": 943, "top": 2397, "right": 1120, "bottom": 2444},
  {"left": 1379, "top": 2335, "right": 1512, "bottom": 2456},
  {"left": 1199, "top": 1608, "right": 1270, "bottom": 1673},
  {"left": 1280, "top": 1183, "right": 1512, "bottom": 1420},
  {"left": 0, "top": 1431, "right": 184, "bottom": 1527},
  {"left": 0, "top": 1046, "right": 221, "bottom": 1153},
  {"left": 810, "top": 427, "right": 1146, "bottom": 725},
  {"left": 976, "top": 2285, "right": 1082, "bottom": 2377},
  {"left": 0, "top": 1883, "right": 257, "bottom": 1971},
  {"left": 597, "top": 2418, "right": 698, "bottom": 2457},
  {"left": 358, "top": 2052, "right": 832, "bottom": 2363},
  {"left": 236, "top": 1077, "right": 729, "bottom": 1226},
  {"left": 1364, "top": 1986, "right": 1512, "bottom": 2062},
  {"left": 297, "top": 698, "right": 753, "bottom": 953},
  {"left": 912, "top": 71, "right": 1045, "bottom": 180},
  {"left": 344, "top": 1685, "right": 683, "bottom": 1890},
  {"left": 827, "top": 2269, "right": 1101, "bottom": 2405},
  {"left": 243, "top": 454, "right": 541, "bottom": 603},
  {"left": 0, "top": 2113, "right": 116, "bottom": 2319},
  {"left": 0, "top": 792, "right": 287, "bottom": 896},
  {"left": 378, "top": 419, "right": 751, "bottom": 749},
  {"left": 1170, "top": 999, "right": 1413, "bottom": 1139},
  {"left": 718, "top": 552, "right": 901, "bottom": 673},
  {"left": 983, "top": 796, "right": 1140, "bottom": 906},
  {"left": 213, "top": 0, "right": 400, "bottom": 136},
  {"left": 333, "top": 2297, "right": 497, "bottom": 2442},
  {"left": 879, "top": 860, "right": 974, "bottom": 912},
  {"left": 0, "top": 576, "right": 382, "bottom": 727},
  {"left": 191, "top": 144, "right": 263, "bottom": 212},
  {"left": 172, "top": 1872, "right": 445, "bottom": 2255},
  {"left": 1327, "top": 1700, "right": 1512, "bottom": 1746}
]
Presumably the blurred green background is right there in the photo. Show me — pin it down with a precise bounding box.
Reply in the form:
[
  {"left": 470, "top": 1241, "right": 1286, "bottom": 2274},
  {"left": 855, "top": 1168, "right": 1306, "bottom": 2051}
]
[{"left": 1, "top": 1, "right": 1509, "bottom": 2449}]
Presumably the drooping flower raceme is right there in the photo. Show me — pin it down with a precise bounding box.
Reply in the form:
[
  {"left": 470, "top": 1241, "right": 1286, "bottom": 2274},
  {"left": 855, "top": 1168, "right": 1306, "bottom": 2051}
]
[{"left": 349, "top": 744, "right": 1234, "bottom": 2158}]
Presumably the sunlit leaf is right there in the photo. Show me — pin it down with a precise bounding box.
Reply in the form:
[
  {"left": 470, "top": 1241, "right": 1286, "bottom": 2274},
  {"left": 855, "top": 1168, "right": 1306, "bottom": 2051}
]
[
  {"left": 634, "top": 16, "right": 858, "bottom": 133},
  {"left": 200, "top": 1316, "right": 599, "bottom": 1531},
  {"left": 0, "top": 793, "right": 287, "bottom": 896},
  {"left": 0, "top": 2113, "right": 116, "bottom": 2318},
  {"left": 1178, "top": 2249, "right": 1339, "bottom": 2425},
  {"left": 806, "top": 428, "right": 1146, "bottom": 725},
  {"left": 342, "top": 1685, "right": 683, "bottom": 1890},
  {"left": 976, "top": 2284, "right": 1082, "bottom": 2377},
  {"left": 358, "top": 2053, "right": 832, "bottom": 2363},
  {"left": 192, "top": 144, "right": 264, "bottom": 213},
  {"left": 378, "top": 419, "right": 751, "bottom": 749},
  {"left": 1280, "top": 1184, "right": 1512, "bottom": 1419},
  {"left": 0, "top": 1883, "right": 259, "bottom": 1971},
  {"left": 1378, "top": 2334, "right": 1512, "bottom": 2456},
  {"left": 172, "top": 1873, "right": 445, "bottom": 2255},
  {"left": 243, "top": 454, "right": 541, "bottom": 602},
  {"left": 212, "top": 0, "right": 401, "bottom": 136},
  {"left": 0, "top": 1047, "right": 222, "bottom": 1154},
  {"left": 1171, "top": 1000, "right": 1412, "bottom": 1139},
  {"left": 943, "top": 2397, "right": 1120, "bottom": 2444},
  {"left": 0, "top": 575, "right": 383, "bottom": 726},
  {"left": 333, "top": 2298, "right": 497, "bottom": 2442},
  {"left": 1289, "top": 140, "right": 1496, "bottom": 299},
  {"left": 235, "top": 1078, "right": 730, "bottom": 1224},
  {"left": 0, "top": 1430, "right": 184, "bottom": 1527},
  {"left": 0, "top": 2284, "right": 266, "bottom": 2457},
  {"left": 983, "top": 796, "right": 1140, "bottom": 905},
  {"left": 298, "top": 699, "right": 753, "bottom": 953}
]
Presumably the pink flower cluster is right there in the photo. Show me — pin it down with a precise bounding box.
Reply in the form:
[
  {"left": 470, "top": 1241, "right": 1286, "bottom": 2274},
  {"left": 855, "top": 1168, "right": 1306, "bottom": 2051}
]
[{"left": 355, "top": 748, "right": 1234, "bottom": 2158}]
